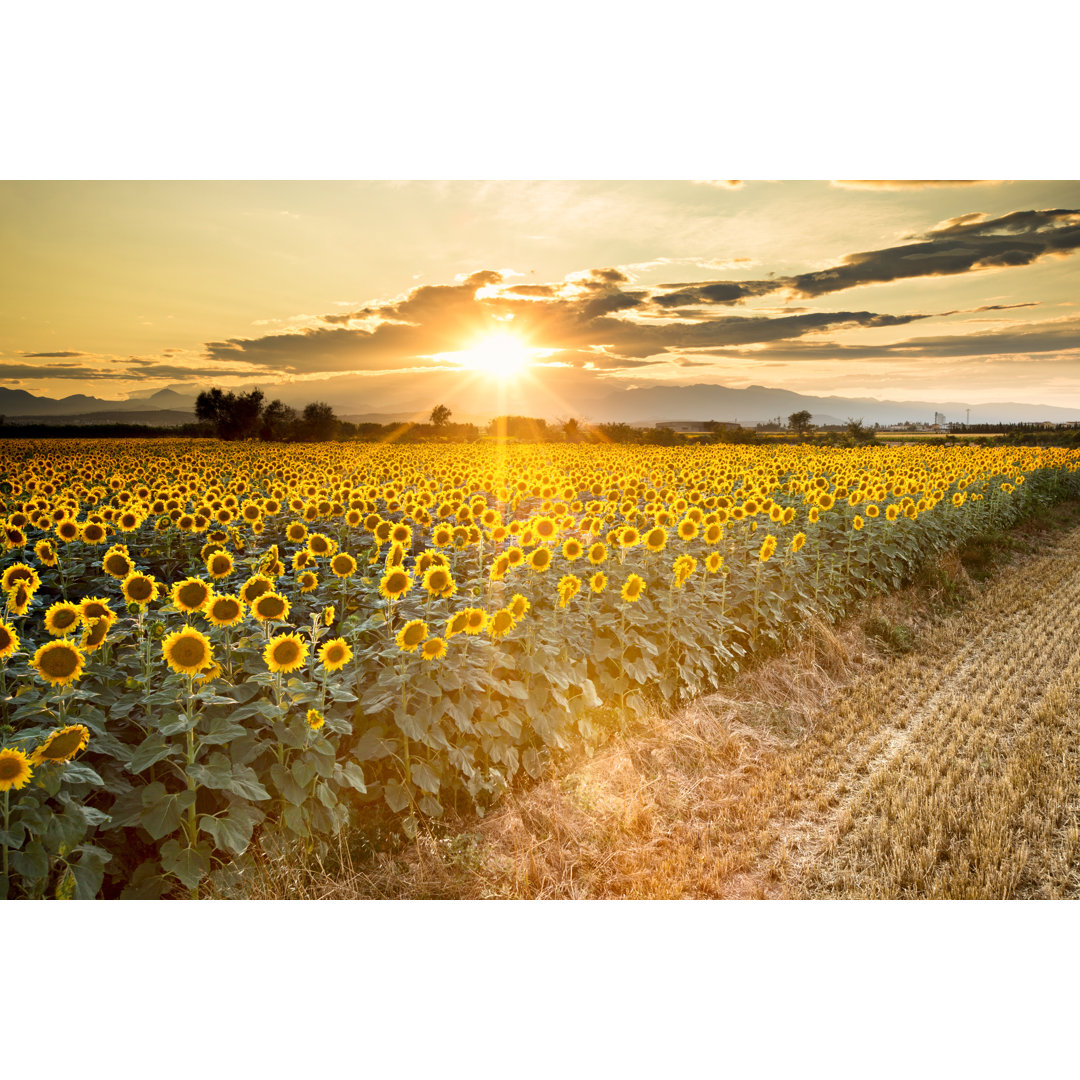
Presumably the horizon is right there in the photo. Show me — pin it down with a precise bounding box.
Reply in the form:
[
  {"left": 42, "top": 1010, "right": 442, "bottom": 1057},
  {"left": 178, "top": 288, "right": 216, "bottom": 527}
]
[{"left": 2, "top": 180, "right": 1079, "bottom": 416}]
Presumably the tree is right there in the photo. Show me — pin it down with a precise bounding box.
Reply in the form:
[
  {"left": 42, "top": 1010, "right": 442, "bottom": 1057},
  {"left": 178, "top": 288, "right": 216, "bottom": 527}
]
[
  {"left": 299, "top": 402, "right": 340, "bottom": 442},
  {"left": 845, "top": 417, "right": 875, "bottom": 445},
  {"left": 788, "top": 410, "right": 813, "bottom": 438},
  {"left": 430, "top": 404, "right": 451, "bottom": 427},
  {"left": 195, "top": 387, "right": 264, "bottom": 440},
  {"left": 259, "top": 399, "right": 297, "bottom": 442},
  {"left": 561, "top": 417, "right": 583, "bottom": 443}
]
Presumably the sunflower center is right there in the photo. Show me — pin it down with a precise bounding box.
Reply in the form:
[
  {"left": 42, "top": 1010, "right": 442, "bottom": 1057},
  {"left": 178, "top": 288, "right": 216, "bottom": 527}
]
[
  {"left": 128, "top": 578, "right": 153, "bottom": 600},
  {"left": 38, "top": 729, "right": 84, "bottom": 760},
  {"left": 177, "top": 583, "right": 208, "bottom": 608},
  {"left": 273, "top": 641, "right": 300, "bottom": 664},
  {"left": 53, "top": 608, "right": 79, "bottom": 629},
  {"left": 172, "top": 637, "right": 209, "bottom": 668},
  {"left": 213, "top": 599, "right": 240, "bottom": 620},
  {"left": 0, "top": 757, "right": 23, "bottom": 780},
  {"left": 257, "top": 596, "right": 285, "bottom": 617},
  {"left": 40, "top": 645, "right": 80, "bottom": 678}
]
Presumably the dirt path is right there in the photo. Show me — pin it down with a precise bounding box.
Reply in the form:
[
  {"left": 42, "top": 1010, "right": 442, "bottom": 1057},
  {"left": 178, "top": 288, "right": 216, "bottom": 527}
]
[{"left": 238, "top": 514, "right": 1080, "bottom": 900}]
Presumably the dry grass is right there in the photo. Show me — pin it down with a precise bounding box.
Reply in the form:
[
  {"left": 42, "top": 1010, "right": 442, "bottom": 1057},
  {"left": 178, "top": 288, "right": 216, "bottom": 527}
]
[{"left": 222, "top": 504, "right": 1080, "bottom": 900}]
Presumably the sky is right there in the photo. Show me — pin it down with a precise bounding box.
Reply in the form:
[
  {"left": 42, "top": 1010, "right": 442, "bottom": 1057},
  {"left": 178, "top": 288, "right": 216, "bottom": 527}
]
[{"left": 2, "top": 179, "right": 1078, "bottom": 417}]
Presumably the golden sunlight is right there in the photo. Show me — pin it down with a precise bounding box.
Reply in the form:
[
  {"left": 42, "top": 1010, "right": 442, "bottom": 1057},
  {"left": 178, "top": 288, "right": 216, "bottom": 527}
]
[{"left": 453, "top": 332, "right": 535, "bottom": 378}]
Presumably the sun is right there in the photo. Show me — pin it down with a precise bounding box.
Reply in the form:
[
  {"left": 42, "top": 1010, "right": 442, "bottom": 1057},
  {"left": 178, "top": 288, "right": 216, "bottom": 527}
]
[{"left": 454, "top": 332, "right": 534, "bottom": 378}]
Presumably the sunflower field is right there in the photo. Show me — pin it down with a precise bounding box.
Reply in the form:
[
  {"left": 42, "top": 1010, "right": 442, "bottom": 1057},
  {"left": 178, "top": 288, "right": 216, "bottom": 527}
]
[{"left": 1, "top": 437, "right": 1077, "bottom": 898}]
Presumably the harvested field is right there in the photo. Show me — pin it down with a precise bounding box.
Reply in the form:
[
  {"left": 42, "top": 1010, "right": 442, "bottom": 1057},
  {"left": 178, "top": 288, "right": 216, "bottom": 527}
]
[{"left": 254, "top": 505, "right": 1080, "bottom": 900}]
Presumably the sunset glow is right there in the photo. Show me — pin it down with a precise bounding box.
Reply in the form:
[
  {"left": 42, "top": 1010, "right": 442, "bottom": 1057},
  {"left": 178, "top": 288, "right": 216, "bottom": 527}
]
[{"left": 452, "top": 332, "right": 535, "bottom": 379}]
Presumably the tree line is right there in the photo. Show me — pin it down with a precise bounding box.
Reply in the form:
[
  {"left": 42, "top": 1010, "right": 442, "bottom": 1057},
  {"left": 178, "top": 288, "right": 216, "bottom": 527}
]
[{"left": 194, "top": 389, "right": 343, "bottom": 441}]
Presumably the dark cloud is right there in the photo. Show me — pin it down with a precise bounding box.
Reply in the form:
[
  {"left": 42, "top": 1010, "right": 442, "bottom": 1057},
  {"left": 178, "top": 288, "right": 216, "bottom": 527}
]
[
  {"left": 21, "top": 351, "right": 87, "bottom": 358},
  {"left": 696, "top": 315, "right": 1080, "bottom": 363},
  {"left": 654, "top": 208, "right": 1080, "bottom": 303},
  {"left": 0, "top": 364, "right": 116, "bottom": 379}
]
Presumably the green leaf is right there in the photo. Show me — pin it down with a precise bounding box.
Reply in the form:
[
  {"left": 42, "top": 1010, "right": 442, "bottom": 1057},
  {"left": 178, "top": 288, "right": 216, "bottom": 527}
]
[
  {"left": 160, "top": 839, "right": 211, "bottom": 890},
  {"left": 292, "top": 757, "right": 317, "bottom": 790},
  {"left": 199, "top": 714, "right": 248, "bottom": 745},
  {"left": 199, "top": 805, "right": 263, "bottom": 856},
  {"left": 383, "top": 779, "right": 412, "bottom": 813},
  {"left": 140, "top": 785, "right": 197, "bottom": 841},
  {"left": 337, "top": 761, "right": 367, "bottom": 793},
  {"left": 270, "top": 763, "right": 307, "bottom": 805},
  {"left": 410, "top": 760, "right": 441, "bottom": 795},
  {"left": 129, "top": 733, "right": 177, "bottom": 774},
  {"left": 10, "top": 840, "right": 50, "bottom": 881}
]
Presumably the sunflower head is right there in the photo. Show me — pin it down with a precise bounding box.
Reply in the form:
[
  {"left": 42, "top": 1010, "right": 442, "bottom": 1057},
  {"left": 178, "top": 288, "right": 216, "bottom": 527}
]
[
  {"left": 43, "top": 601, "right": 84, "bottom": 637},
  {"left": 421, "top": 636, "right": 447, "bottom": 661},
  {"left": 306, "top": 708, "right": 326, "bottom": 731},
  {"left": 620, "top": 574, "right": 645, "bottom": 603},
  {"left": 0, "top": 621, "right": 20, "bottom": 660},
  {"left": 318, "top": 636, "right": 353, "bottom": 672},
  {"left": 379, "top": 567, "right": 411, "bottom": 601},
  {"left": 395, "top": 619, "right": 429, "bottom": 653},
  {"left": 171, "top": 577, "right": 212, "bottom": 613},
  {"left": 32, "top": 639, "right": 87, "bottom": 686},
  {"left": 251, "top": 591, "right": 290, "bottom": 623},
  {"left": 205, "top": 593, "right": 245, "bottom": 627},
  {"left": 263, "top": 632, "right": 309, "bottom": 674},
  {"left": 330, "top": 552, "right": 357, "bottom": 578},
  {"left": 0, "top": 747, "right": 33, "bottom": 792},
  {"left": 162, "top": 627, "right": 214, "bottom": 676},
  {"left": 122, "top": 572, "right": 159, "bottom": 607},
  {"left": 31, "top": 724, "right": 91, "bottom": 766}
]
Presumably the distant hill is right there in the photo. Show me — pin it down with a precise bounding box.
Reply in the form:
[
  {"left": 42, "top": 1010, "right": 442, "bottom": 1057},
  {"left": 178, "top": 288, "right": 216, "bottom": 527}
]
[
  {"left": 0, "top": 386, "right": 197, "bottom": 418},
  {"left": 2, "top": 409, "right": 196, "bottom": 427}
]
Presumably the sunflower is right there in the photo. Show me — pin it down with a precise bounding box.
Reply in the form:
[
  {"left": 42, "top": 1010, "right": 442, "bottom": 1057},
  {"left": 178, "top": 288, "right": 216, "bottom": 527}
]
[
  {"left": 79, "top": 597, "right": 116, "bottom": 626},
  {"left": 251, "top": 591, "right": 291, "bottom": 623},
  {"left": 322, "top": 604, "right": 335, "bottom": 626},
  {"left": 205, "top": 593, "right": 245, "bottom": 627},
  {"left": 1, "top": 562, "right": 40, "bottom": 594},
  {"left": 205, "top": 550, "right": 234, "bottom": 579},
  {"left": 330, "top": 552, "right": 357, "bottom": 578},
  {"left": 55, "top": 519, "right": 80, "bottom": 543},
  {"left": 6, "top": 583, "right": 32, "bottom": 616},
  {"left": 43, "top": 600, "right": 84, "bottom": 637},
  {"left": 0, "top": 621, "right": 19, "bottom": 660},
  {"left": 121, "top": 571, "right": 159, "bottom": 607},
  {"left": 489, "top": 553, "right": 511, "bottom": 581},
  {"left": 263, "top": 632, "right": 309, "bottom": 674},
  {"left": 445, "top": 610, "right": 470, "bottom": 639},
  {"left": 286, "top": 520, "right": 308, "bottom": 543},
  {"left": 643, "top": 526, "right": 667, "bottom": 553},
  {"left": 672, "top": 555, "right": 697, "bottom": 588},
  {"left": 34, "top": 538, "right": 58, "bottom": 567},
  {"left": 589, "top": 571, "right": 607, "bottom": 593},
  {"left": 0, "top": 747, "right": 33, "bottom": 793},
  {"left": 852, "top": 515, "right": 865, "bottom": 531},
  {"left": 587, "top": 542, "right": 607, "bottom": 565},
  {"left": 509, "top": 594, "right": 531, "bottom": 620},
  {"left": 80, "top": 521, "right": 108, "bottom": 545},
  {"left": 32, "top": 639, "right": 86, "bottom": 686},
  {"left": 464, "top": 608, "right": 487, "bottom": 635},
  {"left": 81, "top": 616, "right": 110, "bottom": 653},
  {"left": 562, "top": 537, "right": 584, "bottom": 561},
  {"left": 506, "top": 546, "right": 525, "bottom": 568},
  {"left": 557, "top": 574, "right": 582, "bottom": 608},
  {"left": 621, "top": 574, "right": 645, "bottom": 603},
  {"left": 171, "top": 577, "right": 212, "bottom": 613},
  {"left": 379, "top": 567, "right": 412, "bottom": 601},
  {"left": 421, "top": 636, "right": 447, "bottom": 661},
  {"left": 528, "top": 546, "right": 552, "bottom": 573},
  {"left": 306, "top": 708, "right": 326, "bottom": 731},
  {"left": 318, "top": 636, "right": 353, "bottom": 672},
  {"left": 791, "top": 532, "right": 807, "bottom": 553},
  {"left": 297, "top": 570, "right": 318, "bottom": 593},
  {"left": 487, "top": 608, "right": 515, "bottom": 639},
  {"left": 161, "top": 627, "right": 214, "bottom": 676},
  {"left": 240, "top": 574, "right": 274, "bottom": 604},
  {"left": 30, "top": 724, "right": 91, "bottom": 766},
  {"left": 866, "top": 502, "right": 881, "bottom": 517},
  {"left": 395, "top": 619, "right": 429, "bottom": 652},
  {"left": 306, "top": 532, "right": 336, "bottom": 557},
  {"left": 705, "top": 552, "right": 724, "bottom": 574},
  {"left": 758, "top": 535, "right": 777, "bottom": 562}
]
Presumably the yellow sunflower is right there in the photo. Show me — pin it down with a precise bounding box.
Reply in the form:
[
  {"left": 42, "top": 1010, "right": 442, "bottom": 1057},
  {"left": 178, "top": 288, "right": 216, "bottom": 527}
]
[
  {"left": 251, "top": 591, "right": 291, "bottom": 623},
  {"left": 240, "top": 574, "right": 274, "bottom": 604},
  {"left": 487, "top": 608, "right": 515, "bottom": 639},
  {"left": 620, "top": 574, "right": 645, "bottom": 603},
  {"left": 306, "top": 708, "right": 325, "bottom": 731},
  {"left": 421, "top": 636, "right": 447, "bottom": 661},
  {"left": 102, "top": 545, "right": 134, "bottom": 579},
  {"left": 121, "top": 571, "right": 159, "bottom": 607},
  {"left": 561, "top": 537, "right": 584, "bottom": 561},
  {"left": 557, "top": 574, "right": 582, "bottom": 608},
  {"left": 379, "top": 567, "right": 412, "bottom": 601},
  {"left": 81, "top": 616, "right": 110, "bottom": 654},
  {"left": 161, "top": 627, "right": 214, "bottom": 676},
  {"left": 263, "top": 632, "right": 309, "bottom": 674},
  {"left": 32, "top": 639, "right": 86, "bottom": 686},
  {"left": 30, "top": 724, "right": 90, "bottom": 766},
  {"left": 330, "top": 552, "right": 357, "bottom": 578},
  {"left": 528, "top": 546, "right": 552, "bottom": 573},
  {"left": 204, "top": 593, "right": 245, "bottom": 627},
  {"left": 318, "top": 636, "right": 353, "bottom": 672},
  {"left": 205, "top": 550, "right": 234, "bottom": 579},
  {"left": 589, "top": 571, "right": 607, "bottom": 594},
  {"left": 34, "top": 539, "right": 58, "bottom": 567},
  {"left": 0, "top": 747, "right": 33, "bottom": 792},
  {"left": 395, "top": 619, "right": 429, "bottom": 652},
  {"left": 509, "top": 593, "right": 531, "bottom": 620},
  {"left": 1, "top": 562, "right": 40, "bottom": 594},
  {"left": 171, "top": 577, "right": 212, "bottom": 613},
  {"left": 643, "top": 526, "right": 667, "bottom": 553},
  {"left": 43, "top": 601, "right": 84, "bottom": 637},
  {"left": 587, "top": 542, "right": 607, "bottom": 565},
  {"left": 0, "top": 621, "right": 19, "bottom": 660}
]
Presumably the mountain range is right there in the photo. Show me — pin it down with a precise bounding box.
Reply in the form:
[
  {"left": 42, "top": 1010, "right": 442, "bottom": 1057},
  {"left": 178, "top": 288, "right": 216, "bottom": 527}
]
[{"left": 1, "top": 383, "right": 1078, "bottom": 428}]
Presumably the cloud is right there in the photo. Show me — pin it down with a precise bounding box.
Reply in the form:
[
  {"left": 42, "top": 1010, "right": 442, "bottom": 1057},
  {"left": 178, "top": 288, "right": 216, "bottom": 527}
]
[
  {"left": 693, "top": 180, "right": 744, "bottom": 190},
  {"left": 20, "top": 351, "right": 87, "bottom": 358},
  {"left": 654, "top": 207, "right": 1080, "bottom": 303}
]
